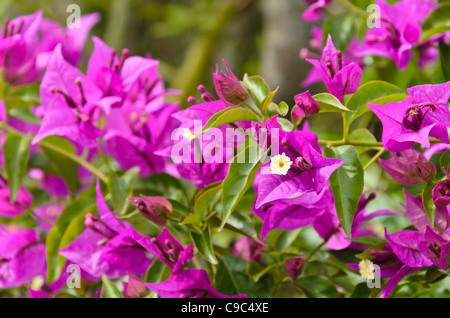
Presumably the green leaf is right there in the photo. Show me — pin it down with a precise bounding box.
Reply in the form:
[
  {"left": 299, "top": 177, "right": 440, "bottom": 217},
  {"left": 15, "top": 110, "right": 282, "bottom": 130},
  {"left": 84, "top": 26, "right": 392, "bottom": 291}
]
[
  {"left": 440, "top": 150, "right": 450, "bottom": 174},
  {"left": 324, "top": 146, "right": 364, "bottom": 237},
  {"left": 302, "top": 260, "right": 329, "bottom": 277},
  {"left": 421, "top": 22, "right": 450, "bottom": 42},
  {"left": 57, "top": 208, "right": 91, "bottom": 277},
  {"left": 261, "top": 87, "right": 279, "bottom": 115},
  {"left": 221, "top": 142, "right": 268, "bottom": 230},
  {"left": 348, "top": 236, "right": 385, "bottom": 246},
  {"left": 278, "top": 101, "right": 289, "bottom": 116},
  {"left": 5, "top": 97, "right": 39, "bottom": 109},
  {"left": 345, "top": 80, "right": 406, "bottom": 124},
  {"left": 296, "top": 276, "right": 341, "bottom": 298},
  {"left": 266, "top": 102, "right": 283, "bottom": 117},
  {"left": 144, "top": 259, "right": 166, "bottom": 283},
  {"left": 355, "top": 242, "right": 388, "bottom": 260},
  {"left": 208, "top": 211, "right": 262, "bottom": 244},
  {"left": 234, "top": 192, "right": 256, "bottom": 212},
  {"left": 3, "top": 132, "right": 31, "bottom": 202},
  {"left": 215, "top": 256, "right": 271, "bottom": 298},
  {"left": 101, "top": 274, "right": 123, "bottom": 298},
  {"left": 423, "top": 181, "right": 439, "bottom": 226},
  {"left": 40, "top": 136, "right": 80, "bottom": 193},
  {"left": 345, "top": 80, "right": 405, "bottom": 111},
  {"left": 215, "top": 257, "right": 242, "bottom": 296},
  {"left": 265, "top": 101, "right": 289, "bottom": 118},
  {"left": 8, "top": 108, "right": 42, "bottom": 124},
  {"left": 194, "top": 181, "right": 222, "bottom": 219},
  {"left": 242, "top": 74, "right": 270, "bottom": 107},
  {"left": 313, "top": 93, "right": 354, "bottom": 113},
  {"left": 199, "top": 106, "right": 259, "bottom": 133},
  {"left": 224, "top": 211, "right": 260, "bottom": 242},
  {"left": 425, "top": 267, "right": 448, "bottom": 285},
  {"left": 422, "top": 3, "right": 450, "bottom": 41},
  {"left": 5, "top": 83, "right": 40, "bottom": 110},
  {"left": 350, "top": 282, "right": 373, "bottom": 298},
  {"left": 180, "top": 183, "right": 221, "bottom": 225},
  {"left": 275, "top": 229, "right": 302, "bottom": 252},
  {"left": 439, "top": 41, "right": 450, "bottom": 81},
  {"left": 349, "top": 129, "right": 378, "bottom": 154},
  {"left": 322, "top": 14, "right": 362, "bottom": 52},
  {"left": 46, "top": 196, "right": 96, "bottom": 284},
  {"left": 168, "top": 199, "right": 191, "bottom": 217},
  {"left": 108, "top": 167, "right": 139, "bottom": 215},
  {"left": 190, "top": 225, "right": 218, "bottom": 264},
  {"left": 245, "top": 261, "right": 276, "bottom": 283},
  {"left": 277, "top": 117, "right": 294, "bottom": 131},
  {"left": 348, "top": 94, "right": 409, "bottom": 126}
]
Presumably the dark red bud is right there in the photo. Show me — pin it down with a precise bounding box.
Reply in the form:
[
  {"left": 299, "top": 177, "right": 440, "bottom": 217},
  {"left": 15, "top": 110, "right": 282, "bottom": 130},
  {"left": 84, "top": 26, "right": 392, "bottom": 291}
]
[
  {"left": 213, "top": 60, "right": 247, "bottom": 106},
  {"left": 286, "top": 257, "right": 306, "bottom": 282},
  {"left": 432, "top": 179, "right": 450, "bottom": 208},
  {"left": 292, "top": 91, "right": 320, "bottom": 121},
  {"left": 129, "top": 196, "right": 172, "bottom": 226}
]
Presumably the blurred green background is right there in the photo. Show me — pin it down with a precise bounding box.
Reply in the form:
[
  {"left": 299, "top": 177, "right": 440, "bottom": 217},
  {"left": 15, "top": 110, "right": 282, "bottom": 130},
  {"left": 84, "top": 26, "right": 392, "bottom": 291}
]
[{"left": 0, "top": 0, "right": 314, "bottom": 107}]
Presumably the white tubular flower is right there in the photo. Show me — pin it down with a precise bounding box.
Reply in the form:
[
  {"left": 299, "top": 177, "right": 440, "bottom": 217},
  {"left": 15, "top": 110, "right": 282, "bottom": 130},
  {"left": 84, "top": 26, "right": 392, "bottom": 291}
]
[
  {"left": 359, "top": 259, "right": 375, "bottom": 280},
  {"left": 270, "top": 152, "right": 293, "bottom": 175}
]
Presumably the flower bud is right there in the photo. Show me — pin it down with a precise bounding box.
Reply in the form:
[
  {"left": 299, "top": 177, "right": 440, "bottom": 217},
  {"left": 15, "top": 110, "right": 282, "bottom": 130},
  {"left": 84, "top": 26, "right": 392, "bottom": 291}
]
[
  {"left": 416, "top": 161, "right": 437, "bottom": 185},
  {"left": 213, "top": 59, "right": 247, "bottom": 106},
  {"left": 432, "top": 177, "right": 450, "bottom": 208},
  {"left": 84, "top": 213, "right": 95, "bottom": 228},
  {"left": 292, "top": 91, "right": 320, "bottom": 121},
  {"left": 232, "top": 236, "right": 264, "bottom": 263},
  {"left": 0, "top": 176, "right": 33, "bottom": 218},
  {"left": 378, "top": 149, "right": 436, "bottom": 186},
  {"left": 286, "top": 257, "right": 306, "bottom": 282},
  {"left": 129, "top": 195, "right": 172, "bottom": 226},
  {"left": 123, "top": 274, "right": 147, "bottom": 298}
]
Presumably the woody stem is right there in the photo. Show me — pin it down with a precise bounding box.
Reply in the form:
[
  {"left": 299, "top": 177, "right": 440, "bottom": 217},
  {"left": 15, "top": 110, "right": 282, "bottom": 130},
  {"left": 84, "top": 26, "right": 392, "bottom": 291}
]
[{"left": 364, "top": 148, "right": 386, "bottom": 170}]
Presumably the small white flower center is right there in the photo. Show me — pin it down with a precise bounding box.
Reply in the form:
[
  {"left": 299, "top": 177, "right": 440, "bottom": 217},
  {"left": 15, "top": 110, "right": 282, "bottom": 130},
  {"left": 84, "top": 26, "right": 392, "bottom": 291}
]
[
  {"left": 182, "top": 128, "right": 196, "bottom": 141},
  {"left": 270, "top": 153, "right": 292, "bottom": 175},
  {"left": 359, "top": 259, "right": 375, "bottom": 280}
]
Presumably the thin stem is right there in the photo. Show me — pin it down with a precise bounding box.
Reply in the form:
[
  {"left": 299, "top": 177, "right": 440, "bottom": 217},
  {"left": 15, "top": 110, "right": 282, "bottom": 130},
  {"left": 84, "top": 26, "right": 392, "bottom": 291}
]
[
  {"left": 24, "top": 206, "right": 53, "bottom": 225},
  {"left": 305, "top": 226, "right": 339, "bottom": 262},
  {"left": 436, "top": 225, "right": 450, "bottom": 240},
  {"left": 342, "top": 113, "right": 349, "bottom": 143},
  {"left": 293, "top": 118, "right": 303, "bottom": 131},
  {"left": 318, "top": 139, "right": 384, "bottom": 148},
  {"left": 242, "top": 99, "right": 263, "bottom": 120},
  {"left": 97, "top": 146, "right": 113, "bottom": 173},
  {"left": 430, "top": 137, "right": 445, "bottom": 144},
  {"left": 38, "top": 140, "right": 108, "bottom": 184},
  {"left": 117, "top": 210, "right": 141, "bottom": 219},
  {"left": 364, "top": 148, "right": 386, "bottom": 170},
  {"left": 336, "top": 0, "right": 369, "bottom": 17}
]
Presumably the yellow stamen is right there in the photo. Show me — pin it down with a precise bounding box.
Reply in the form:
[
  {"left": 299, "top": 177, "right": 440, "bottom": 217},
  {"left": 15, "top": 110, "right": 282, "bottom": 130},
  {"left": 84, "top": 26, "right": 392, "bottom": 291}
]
[
  {"left": 359, "top": 259, "right": 375, "bottom": 280},
  {"left": 270, "top": 153, "right": 292, "bottom": 175}
]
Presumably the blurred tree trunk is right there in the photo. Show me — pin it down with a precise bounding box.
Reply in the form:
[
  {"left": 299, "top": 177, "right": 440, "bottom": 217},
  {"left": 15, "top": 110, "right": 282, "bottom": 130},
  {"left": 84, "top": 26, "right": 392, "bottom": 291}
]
[
  {"left": 105, "top": 0, "right": 131, "bottom": 52},
  {"left": 260, "top": 0, "right": 311, "bottom": 105}
]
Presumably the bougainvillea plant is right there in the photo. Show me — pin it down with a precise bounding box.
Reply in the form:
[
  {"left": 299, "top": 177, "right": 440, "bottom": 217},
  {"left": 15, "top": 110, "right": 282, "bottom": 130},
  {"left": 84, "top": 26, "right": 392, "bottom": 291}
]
[{"left": 0, "top": 0, "right": 450, "bottom": 300}]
